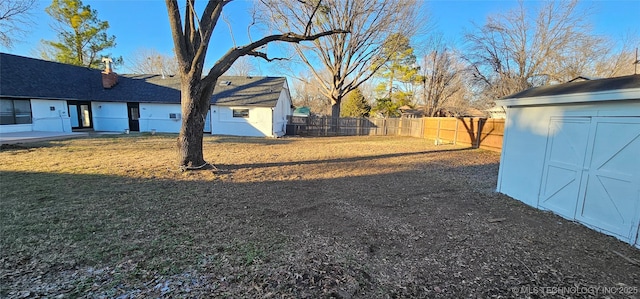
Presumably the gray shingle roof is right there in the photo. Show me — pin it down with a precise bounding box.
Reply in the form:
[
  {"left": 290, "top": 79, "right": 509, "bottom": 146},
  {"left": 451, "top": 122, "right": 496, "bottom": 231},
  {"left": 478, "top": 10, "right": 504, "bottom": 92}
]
[
  {"left": 212, "top": 76, "right": 286, "bottom": 107},
  {"left": 501, "top": 74, "right": 640, "bottom": 100},
  {"left": 1, "top": 53, "right": 99, "bottom": 100},
  {"left": 1, "top": 53, "right": 286, "bottom": 107}
]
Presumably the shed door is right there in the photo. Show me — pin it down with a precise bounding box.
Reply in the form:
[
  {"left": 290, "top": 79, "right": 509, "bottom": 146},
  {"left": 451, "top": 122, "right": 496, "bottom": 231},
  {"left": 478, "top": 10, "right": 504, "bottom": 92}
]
[
  {"left": 538, "top": 117, "right": 591, "bottom": 219},
  {"left": 576, "top": 118, "right": 640, "bottom": 239}
]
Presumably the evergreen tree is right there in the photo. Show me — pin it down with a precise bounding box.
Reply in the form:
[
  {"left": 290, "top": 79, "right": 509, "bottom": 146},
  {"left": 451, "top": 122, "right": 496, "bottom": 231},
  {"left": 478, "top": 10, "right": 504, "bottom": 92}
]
[
  {"left": 374, "top": 33, "right": 420, "bottom": 102},
  {"left": 340, "top": 89, "right": 371, "bottom": 117},
  {"left": 42, "top": 0, "right": 116, "bottom": 68},
  {"left": 372, "top": 98, "right": 401, "bottom": 118}
]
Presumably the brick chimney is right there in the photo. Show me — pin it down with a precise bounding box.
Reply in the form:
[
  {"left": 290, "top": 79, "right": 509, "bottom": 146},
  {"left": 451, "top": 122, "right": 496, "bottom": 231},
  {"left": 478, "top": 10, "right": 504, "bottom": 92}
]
[{"left": 101, "top": 57, "right": 118, "bottom": 89}]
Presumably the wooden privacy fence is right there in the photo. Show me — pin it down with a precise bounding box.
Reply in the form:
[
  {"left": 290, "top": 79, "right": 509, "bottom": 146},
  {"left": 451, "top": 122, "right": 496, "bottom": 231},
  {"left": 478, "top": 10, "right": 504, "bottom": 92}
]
[
  {"left": 286, "top": 116, "right": 504, "bottom": 152},
  {"left": 423, "top": 117, "right": 504, "bottom": 152}
]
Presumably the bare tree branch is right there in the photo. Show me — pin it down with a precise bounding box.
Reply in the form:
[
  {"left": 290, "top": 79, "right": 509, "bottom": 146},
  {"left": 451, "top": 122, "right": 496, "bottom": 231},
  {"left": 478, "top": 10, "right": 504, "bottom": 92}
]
[
  {"left": 463, "top": 0, "right": 612, "bottom": 103},
  {"left": 261, "top": 0, "right": 424, "bottom": 119},
  {"left": 0, "top": 0, "right": 37, "bottom": 48}
]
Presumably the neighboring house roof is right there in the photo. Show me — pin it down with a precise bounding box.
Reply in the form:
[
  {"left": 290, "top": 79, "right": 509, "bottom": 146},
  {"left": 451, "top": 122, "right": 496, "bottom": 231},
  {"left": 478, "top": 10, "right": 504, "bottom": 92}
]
[
  {"left": 500, "top": 74, "right": 640, "bottom": 100},
  {"left": 567, "top": 75, "right": 599, "bottom": 83},
  {"left": 1, "top": 53, "right": 287, "bottom": 107},
  {"left": 293, "top": 106, "right": 311, "bottom": 117}
]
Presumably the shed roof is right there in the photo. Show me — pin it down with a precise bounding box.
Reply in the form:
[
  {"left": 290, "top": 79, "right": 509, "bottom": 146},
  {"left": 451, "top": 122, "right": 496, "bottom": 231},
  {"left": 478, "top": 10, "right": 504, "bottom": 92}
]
[
  {"left": 496, "top": 74, "right": 640, "bottom": 107},
  {"left": 0, "top": 53, "right": 286, "bottom": 107}
]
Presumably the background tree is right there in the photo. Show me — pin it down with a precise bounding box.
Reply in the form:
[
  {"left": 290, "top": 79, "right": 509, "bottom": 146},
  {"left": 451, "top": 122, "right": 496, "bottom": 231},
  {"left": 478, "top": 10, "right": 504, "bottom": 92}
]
[
  {"left": 419, "top": 43, "right": 467, "bottom": 116},
  {"left": 165, "top": 0, "right": 345, "bottom": 169},
  {"left": 340, "top": 88, "right": 370, "bottom": 117},
  {"left": 292, "top": 73, "right": 332, "bottom": 115},
  {"left": 262, "top": 0, "right": 422, "bottom": 127},
  {"left": 42, "top": 0, "right": 117, "bottom": 68},
  {"left": 594, "top": 35, "right": 640, "bottom": 78},
  {"left": 464, "top": 0, "right": 604, "bottom": 104},
  {"left": 374, "top": 32, "right": 420, "bottom": 104},
  {"left": 127, "top": 47, "right": 179, "bottom": 75},
  {"left": 371, "top": 97, "right": 400, "bottom": 118},
  {"left": 223, "top": 56, "right": 259, "bottom": 76},
  {"left": 0, "top": 0, "right": 37, "bottom": 48}
]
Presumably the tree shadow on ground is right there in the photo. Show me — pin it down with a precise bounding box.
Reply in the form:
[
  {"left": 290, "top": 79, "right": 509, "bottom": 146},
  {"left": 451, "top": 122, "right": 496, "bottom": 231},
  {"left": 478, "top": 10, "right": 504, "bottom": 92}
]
[
  {"left": 220, "top": 147, "right": 475, "bottom": 170},
  {"left": 206, "top": 135, "right": 297, "bottom": 145}
]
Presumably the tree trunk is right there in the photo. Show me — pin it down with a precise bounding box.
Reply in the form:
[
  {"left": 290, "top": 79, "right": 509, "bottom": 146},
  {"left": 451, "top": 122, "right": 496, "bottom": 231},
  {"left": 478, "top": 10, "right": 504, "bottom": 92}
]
[
  {"left": 177, "top": 79, "right": 210, "bottom": 168},
  {"left": 331, "top": 101, "right": 340, "bottom": 132}
]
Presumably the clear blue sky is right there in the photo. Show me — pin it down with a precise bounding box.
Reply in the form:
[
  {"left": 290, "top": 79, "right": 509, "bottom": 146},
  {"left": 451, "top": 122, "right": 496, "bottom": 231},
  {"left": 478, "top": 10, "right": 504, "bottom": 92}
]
[{"left": 2, "top": 0, "right": 638, "bottom": 76}]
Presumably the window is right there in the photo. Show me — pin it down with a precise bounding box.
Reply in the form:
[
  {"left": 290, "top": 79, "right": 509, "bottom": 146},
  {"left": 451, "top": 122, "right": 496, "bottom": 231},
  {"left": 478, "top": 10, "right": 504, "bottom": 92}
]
[
  {"left": 232, "top": 108, "right": 249, "bottom": 118},
  {"left": 0, "top": 98, "right": 32, "bottom": 125}
]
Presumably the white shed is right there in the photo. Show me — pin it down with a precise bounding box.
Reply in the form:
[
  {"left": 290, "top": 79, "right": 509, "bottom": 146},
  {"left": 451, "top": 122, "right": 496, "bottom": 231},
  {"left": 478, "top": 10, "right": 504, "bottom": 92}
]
[{"left": 495, "top": 75, "right": 640, "bottom": 248}]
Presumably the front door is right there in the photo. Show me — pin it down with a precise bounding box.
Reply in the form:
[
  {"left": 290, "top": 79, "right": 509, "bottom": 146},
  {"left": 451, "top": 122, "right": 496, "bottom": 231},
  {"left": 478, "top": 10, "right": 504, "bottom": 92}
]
[
  {"left": 127, "top": 102, "right": 140, "bottom": 132},
  {"left": 68, "top": 101, "right": 92, "bottom": 130}
]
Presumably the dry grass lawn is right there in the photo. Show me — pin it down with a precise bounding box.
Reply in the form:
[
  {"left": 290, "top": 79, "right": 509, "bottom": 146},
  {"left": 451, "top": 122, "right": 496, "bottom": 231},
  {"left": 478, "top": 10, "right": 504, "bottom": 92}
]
[{"left": 1, "top": 134, "right": 638, "bottom": 298}]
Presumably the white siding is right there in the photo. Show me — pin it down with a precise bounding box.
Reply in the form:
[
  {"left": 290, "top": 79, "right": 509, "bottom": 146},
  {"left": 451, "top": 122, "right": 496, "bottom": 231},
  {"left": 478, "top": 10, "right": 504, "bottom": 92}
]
[
  {"left": 32, "top": 99, "right": 71, "bottom": 132},
  {"left": 272, "top": 82, "right": 293, "bottom": 137},
  {"left": 1, "top": 99, "right": 71, "bottom": 133},
  {"left": 211, "top": 106, "right": 273, "bottom": 137},
  {"left": 92, "top": 102, "right": 128, "bottom": 132},
  {"left": 139, "top": 103, "right": 182, "bottom": 133},
  {"left": 93, "top": 102, "right": 186, "bottom": 134}
]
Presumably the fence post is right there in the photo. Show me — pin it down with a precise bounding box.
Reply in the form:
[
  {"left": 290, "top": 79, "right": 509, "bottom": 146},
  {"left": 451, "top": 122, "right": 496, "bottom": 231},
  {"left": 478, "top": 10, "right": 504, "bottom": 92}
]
[
  {"left": 384, "top": 119, "right": 387, "bottom": 136},
  {"left": 475, "top": 118, "right": 486, "bottom": 148}
]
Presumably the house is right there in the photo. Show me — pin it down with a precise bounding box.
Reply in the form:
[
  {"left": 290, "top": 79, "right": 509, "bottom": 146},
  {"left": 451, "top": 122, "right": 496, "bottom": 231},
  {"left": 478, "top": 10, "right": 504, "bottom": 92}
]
[
  {"left": 495, "top": 74, "right": 640, "bottom": 248},
  {"left": 0, "top": 53, "right": 292, "bottom": 137}
]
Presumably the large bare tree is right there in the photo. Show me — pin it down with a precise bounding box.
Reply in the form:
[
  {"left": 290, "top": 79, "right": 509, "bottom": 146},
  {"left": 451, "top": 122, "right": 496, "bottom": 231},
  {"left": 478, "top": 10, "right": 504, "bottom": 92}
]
[
  {"left": 594, "top": 35, "right": 640, "bottom": 78},
  {"left": 292, "top": 72, "right": 332, "bottom": 115},
  {"left": 127, "top": 48, "right": 179, "bottom": 75},
  {"left": 166, "top": 0, "right": 345, "bottom": 169},
  {"left": 464, "top": 0, "right": 603, "bottom": 102},
  {"left": 420, "top": 47, "right": 466, "bottom": 116},
  {"left": 223, "top": 56, "right": 259, "bottom": 76},
  {"left": 261, "top": 0, "right": 421, "bottom": 124},
  {"left": 0, "top": 0, "right": 36, "bottom": 48}
]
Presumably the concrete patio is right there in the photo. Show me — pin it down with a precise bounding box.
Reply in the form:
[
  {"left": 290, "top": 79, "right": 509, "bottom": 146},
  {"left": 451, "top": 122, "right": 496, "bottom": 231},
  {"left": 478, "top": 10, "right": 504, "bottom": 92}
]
[{"left": 0, "top": 131, "right": 90, "bottom": 145}]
